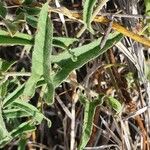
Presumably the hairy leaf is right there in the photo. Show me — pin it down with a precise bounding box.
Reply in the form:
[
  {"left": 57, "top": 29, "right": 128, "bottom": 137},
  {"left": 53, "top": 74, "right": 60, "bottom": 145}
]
[
  {"left": 10, "top": 121, "right": 35, "bottom": 137},
  {"left": 3, "top": 84, "right": 25, "bottom": 108},
  {"left": 53, "top": 37, "right": 78, "bottom": 49},
  {"left": 23, "top": 2, "right": 52, "bottom": 99},
  {"left": 42, "top": 14, "right": 54, "bottom": 104},
  {"left": 0, "top": 29, "right": 77, "bottom": 48},
  {"left": 83, "top": 0, "right": 97, "bottom": 32},
  {"left": 0, "top": 107, "right": 9, "bottom": 141},
  {"left": 11, "top": 99, "right": 51, "bottom": 126},
  {"left": 0, "top": 30, "right": 33, "bottom": 45},
  {"left": 0, "top": 2, "right": 7, "bottom": 18},
  {"left": 3, "top": 109, "right": 32, "bottom": 118},
  {"left": 0, "top": 121, "right": 35, "bottom": 148},
  {"left": 107, "top": 96, "right": 122, "bottom": 114},
  {"left": 78, "top": 95, "right": 104, "bottom": 150},
  {"left": 144, "top": 0, "right": 150, "bottom": 33},
  {"left": 53, "top": 32, "right": 123, "bottom": 87}
]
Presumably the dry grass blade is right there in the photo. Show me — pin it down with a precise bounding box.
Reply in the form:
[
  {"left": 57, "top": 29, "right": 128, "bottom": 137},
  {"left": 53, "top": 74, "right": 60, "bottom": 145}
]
[
  {"left": 70, "top": 87, "right": 78, "bottom": 150},
  {"left": 124, "top": 106, "right": 148, "bottom": 120},
  {"left": 99, "top": 116, "right": 121, "bottom": 146},
  {"left": 55, "top": 0, "right": 68, "bottom": 36},
  {"left": 55, "top": 95, "right": 72, "bottom": 119},
  {"left": 84, "top": 144, "right": 120, "bottom": 150},
  {"left": 120, "top": 120, "right": 132, "bottom": 150},
  {"left": 115, "top": 41, "right": 145, "bottom": 81}
]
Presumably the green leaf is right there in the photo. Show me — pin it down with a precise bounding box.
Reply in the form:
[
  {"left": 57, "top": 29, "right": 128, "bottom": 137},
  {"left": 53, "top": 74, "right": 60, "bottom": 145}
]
[
  {"left": 0, "top": 59, "right": 15, "bottom": 96},
  {"left": 0, "top": 30, "right": 33, "bottom": 46},
  {"left": 0, "top": 93, "right": 10, "bottom": 147},
  {"left": 144, "top": 0, "right": 150, "bottom": 33},
  {"left": 145, "top": 62, "right": 150, "bottom": 81},
  {"left": 11, "top": 99, "right": 51, "bottom": 126},
  {"left": 0, "top": 121, "right": 35, "bottom": 148},
  {"left": 83, "top": 0, "right": 97, "bottom": 33},
  {"left": 107, "top": 96, "right": 122, "bottom": 114},
  {"left": 26, "top": 15, "right": 38, "bottom": 28},
  {"left": 53, "top": 37, "right": 78, "bottom": 49},
  {"left": 0, "top": 2, "right": 7, "bottom": 18},
  {"left": 22, "top": 6, "right": 40, "bottom": 15},
  {"left": 0, "top": 80, "right": 9, "bottom": 98},
  {"left": 10, "top": 121, "right": 36, "bottom": 138},
  {"left": 22, "top": 0, "right": 35, "bottom": 5},
  {"left": 78, "top": 95, "right": 104, "bottom": 150},
  {"left": 79, "top": 102, "right": 95, "bottom": 150},
  {"left": 4, "top": 19, "right": 18, "bottom": 36},
  {"left": 2, "top": 84, "right": 25, "bottom": 108},
  {"left": 35, "top": 33, "right": 122, "bottom": 88},
  {"left": 0, "top": 107, "right": 9, "bottom": 141},
  {"left": 17, "top": 4, "right": 40, "bottom": 14},
  {"left": 0, "top": 29, "right": 77, "bottom": 48},
  {"left": 0, "top": 132, "right": 11, "bottom": 149},
  {"left": 18, "top": 136, "right": 27, "bottom": 150},
  {"left": 43, "top": 15, "right": 54, "bottom": 104},
  {"left": 10, "top": 121, "right": 35, "bottom": 137},
  {"left": 145, "top": 0, "right": 150, "bottom": 13},
  {"left": 23, "top": 2, "right": 53, "bottom": 100},
  {"left": 0, "top": 59, "right": 16, "bottom": 72},
  {"left": 53, "top": 32, "right": 123, "bottom": 87},
  {"left": 3, "top": 109, "right": 32, "bottom": 118}
]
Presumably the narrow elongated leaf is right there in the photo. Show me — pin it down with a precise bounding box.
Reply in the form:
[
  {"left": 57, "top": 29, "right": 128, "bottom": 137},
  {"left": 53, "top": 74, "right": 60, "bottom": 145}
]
[
  {"left": 78, "top": 95, "right": 104, "bottom": 150},
  {"left": 79, "top": 102, "right": 95, "bottom": 150},
  {"left": 4, "top": 19, "right": 18, "bottom": 36},
  {"left": 0, "top": 59, "right": 16, "bottom": 72},
  {"left": 23, "top": 0, "right": 34, "bottom": 5},
  {"left": 0, "top": 96, "right": 10, "bottom": 147},
  {"left": 0, "top": 35, "right": 33, "bottom": 46},
  {"left": 0, "top": 29, "right": 77, "bottom": 49},
  {"left": 0, "top": 107, "right": 9, "bottom": 141},
  {"left": 0, "top": 2, "right": 7, "bottom": 18},
  {"left": 0, "top": 30, "right": 33, "bottom": 45},
  {"left": 22, "top": 6, "right": 40, "bottom": 15},
  {"left": 53, "top": 32, "right": 123, "bottom": 87},
  {"left": 145, "top": 63, "right": 150, "bottom": 81},
  {"left": 43, "top": 15, "right": 54, "bottom": 104},
  {"left": 10, "top": 121, "right": 35, "bottom": 137},
  {"left": 0, "top": 30, "right": 32, "bottom": 40},
  {"left": 83, "top": 0, "right": 97, "bottom": 32},
  {"left": 144, "top": 0, "right": 150, "bottom": 33},
  {"left": 0, "top": 132, "right": 11, "bottom": 149},
  {"left": 18, "top": 137, "right": 27, "bottom": 150},
  {"left": 3, "top": 109, "right": 32, "bottom": 118},
  {"left": 25, "top": 2, "right": 50, "bottom": 77},
  {"left": 26, "top": 15, "right": 38, "bottom": 28},
  {"left": 11, "top": 99, "right": 51, "bottom": 126},
  {"left": 23, "top": 2, "right": 52, "bottom": 99},
  {"left": 3, "top": 84, "right": 25, "bottom": 108},
  {"left": 0, "top": 121, "right": 35, "bottom": 148},
  {"left": 0, "top": 80, "right": 9, "bottom": 98},
  {"left": 53, "top": 37, "right": 78, "bottom": 49}
]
